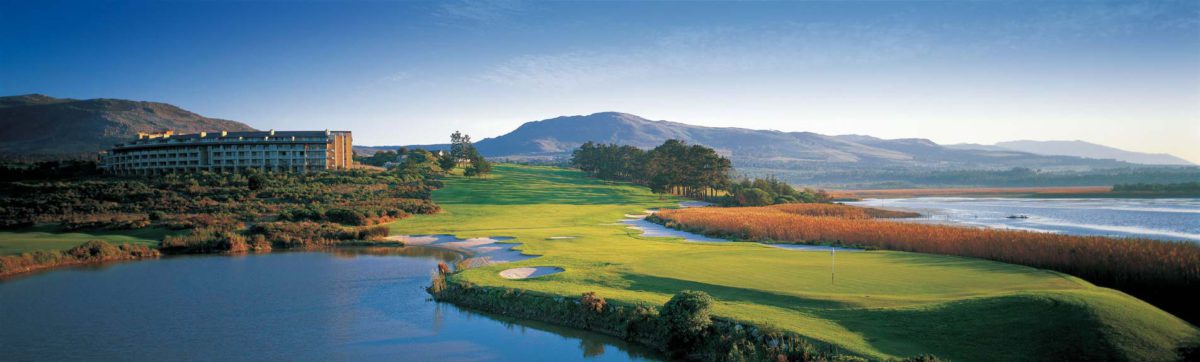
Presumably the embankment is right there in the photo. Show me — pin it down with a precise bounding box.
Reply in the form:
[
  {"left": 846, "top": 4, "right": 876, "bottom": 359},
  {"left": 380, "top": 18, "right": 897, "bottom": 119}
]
[
  {"left": 428, "top": 281, "right": 881, "bottom": 361},
  {"left": 0, "top": 240, "right": 160, "bottom": 278}
]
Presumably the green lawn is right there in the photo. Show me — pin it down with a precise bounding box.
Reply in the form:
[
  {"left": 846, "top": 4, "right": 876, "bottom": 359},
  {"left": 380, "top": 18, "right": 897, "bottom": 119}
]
[
  {"left": 0, "top": 225, "right": 173, "bottom": 255},
  {"left": 391, "top": 164, "right": 1198, "bottom": 361}
]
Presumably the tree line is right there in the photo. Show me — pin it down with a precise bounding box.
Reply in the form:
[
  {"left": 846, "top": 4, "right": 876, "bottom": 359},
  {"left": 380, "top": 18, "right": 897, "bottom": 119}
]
[
  {"left": 1112, "top": 181, "right": 1200, "bottom": 194},
  {"left": 572, "top": 140, "right": 732, "bottom": 199},
  {"left": 571, "top": 140, "right": 828, "bottom": 205}
]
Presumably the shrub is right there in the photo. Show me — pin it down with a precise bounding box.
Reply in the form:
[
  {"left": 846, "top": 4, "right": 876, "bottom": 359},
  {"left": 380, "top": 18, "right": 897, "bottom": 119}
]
[
  {"left": 661, "top": 290, "right": 714, "bottom": 356},
  {"left": 580, "top": 291, "right": 606, "bottom": 313},
  {"left": 65, "top": 240, "right": 124, "bottom": 261}
]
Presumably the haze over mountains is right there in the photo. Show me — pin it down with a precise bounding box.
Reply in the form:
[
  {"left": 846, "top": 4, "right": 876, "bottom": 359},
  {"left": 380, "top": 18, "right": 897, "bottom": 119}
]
[
  {"left": 949, "top": 141, "right": 1195, "bottom": 166},
  {"left": 0, "top": 94, "right": 256, "bottom": 160}
]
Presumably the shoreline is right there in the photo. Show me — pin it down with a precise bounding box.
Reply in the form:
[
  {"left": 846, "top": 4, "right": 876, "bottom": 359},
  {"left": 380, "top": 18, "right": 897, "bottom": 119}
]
[{"left": 0, "top": 240, "right": 411, "bottom": 279}]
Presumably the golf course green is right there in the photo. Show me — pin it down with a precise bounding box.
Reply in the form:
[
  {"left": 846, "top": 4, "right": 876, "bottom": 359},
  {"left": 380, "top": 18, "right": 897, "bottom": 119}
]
[{"left": 391, "top": 164, "right": 1198, "bottom": 361}]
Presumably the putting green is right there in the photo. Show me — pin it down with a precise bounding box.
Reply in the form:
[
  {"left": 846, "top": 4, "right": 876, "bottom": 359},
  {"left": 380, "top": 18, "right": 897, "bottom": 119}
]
[{"left": 392, "top": 164, "right": 1196, "bottom": 360}]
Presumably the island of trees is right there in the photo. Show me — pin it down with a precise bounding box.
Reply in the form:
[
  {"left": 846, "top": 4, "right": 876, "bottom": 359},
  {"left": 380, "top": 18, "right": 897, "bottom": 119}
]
[{"left": 570, "top": 140, "right": 829, "bottom": 205}]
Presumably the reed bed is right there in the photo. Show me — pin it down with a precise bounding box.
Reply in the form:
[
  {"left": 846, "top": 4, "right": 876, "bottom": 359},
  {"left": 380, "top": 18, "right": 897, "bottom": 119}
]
[{"left": 655, "top": 204, "right": 1200, "bottom": 324}]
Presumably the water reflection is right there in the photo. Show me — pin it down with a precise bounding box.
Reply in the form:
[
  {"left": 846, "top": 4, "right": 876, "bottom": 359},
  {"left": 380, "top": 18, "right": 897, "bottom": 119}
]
[{"left": 0, "top": 249, "right": 660, "bottom": 361}]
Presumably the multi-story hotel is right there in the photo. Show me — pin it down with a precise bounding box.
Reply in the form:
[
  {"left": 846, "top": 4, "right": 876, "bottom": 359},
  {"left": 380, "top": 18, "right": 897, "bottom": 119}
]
[{"left": 102, "top": 130, "right": 353, "bottom": 175}]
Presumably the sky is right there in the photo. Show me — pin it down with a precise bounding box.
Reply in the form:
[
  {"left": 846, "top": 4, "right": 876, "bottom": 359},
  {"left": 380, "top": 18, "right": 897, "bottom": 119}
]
[{"left": 2, "top": 0, "right": 1198, "bottom": 163}]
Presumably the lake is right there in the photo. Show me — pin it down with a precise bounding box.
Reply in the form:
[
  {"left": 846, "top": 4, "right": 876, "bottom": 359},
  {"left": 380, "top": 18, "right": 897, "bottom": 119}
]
[
  {"left": 0, "top": 248, "right": 660, "bottom": 361},
  {"left": 851, "top": 197, "right": 1200, "bottom": 242}
]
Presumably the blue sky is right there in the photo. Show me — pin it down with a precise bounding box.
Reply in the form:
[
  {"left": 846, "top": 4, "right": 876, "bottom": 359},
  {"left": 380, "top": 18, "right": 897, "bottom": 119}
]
[{"left": 2, "top": 0, "right": 1198, "bottom": 162}]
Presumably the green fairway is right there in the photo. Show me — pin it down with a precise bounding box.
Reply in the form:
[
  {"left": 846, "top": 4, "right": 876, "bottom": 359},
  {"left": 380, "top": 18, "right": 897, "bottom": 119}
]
[
  {"left": 0, "top": 225, "right": 171, "bottom": 255},
  {"left": 403, "top": 164, "right": 1196, "bottom": 360}
]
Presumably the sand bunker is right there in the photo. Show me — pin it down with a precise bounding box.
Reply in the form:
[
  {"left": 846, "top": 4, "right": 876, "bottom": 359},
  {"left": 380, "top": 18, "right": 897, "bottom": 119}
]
[
  {"left": 546, "top": 236, "right": 576, "bottom": 240},
  {"left": 387, "top": 235, "right": 533, "bottom": 263},
  {"left": 499, "top": 266, "right": 564, "bottom": 279},
  {"left": 619, "top": 213, "right": 861, "bottom": 251},
  {"left": 620, "top": 215, "right": 730, "bottom": 243}
]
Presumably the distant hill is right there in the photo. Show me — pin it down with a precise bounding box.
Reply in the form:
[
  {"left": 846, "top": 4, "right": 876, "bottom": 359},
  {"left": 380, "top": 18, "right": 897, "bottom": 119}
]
[
  {"left": 384, "top": 112, "right": 1132, "bottom": 170},
  {"left": 984, "top": 140, "right": 1192, "bottom": 166},
  {"left": 0, "top": 94, "right": 257, "bottom": 160}
]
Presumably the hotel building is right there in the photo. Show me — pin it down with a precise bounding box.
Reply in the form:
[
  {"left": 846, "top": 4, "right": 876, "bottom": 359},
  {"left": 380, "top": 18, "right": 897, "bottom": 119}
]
[{"left": 102, "top": 130, "right": 353, "bottom": 175}]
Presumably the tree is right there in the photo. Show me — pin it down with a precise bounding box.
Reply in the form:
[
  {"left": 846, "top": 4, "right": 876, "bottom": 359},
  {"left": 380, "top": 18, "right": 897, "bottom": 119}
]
[
  {"left": 437, "top": 152, "right": 456, "bottom": 172},
  {"left": 463, "top": 147, "right": 491, "bottom": 177},
  {"left": 449, "top": 131, "right": 474, "bottom": 167},
  {"left": 734, "top": 188, "right": 772, "bottom": 206}
]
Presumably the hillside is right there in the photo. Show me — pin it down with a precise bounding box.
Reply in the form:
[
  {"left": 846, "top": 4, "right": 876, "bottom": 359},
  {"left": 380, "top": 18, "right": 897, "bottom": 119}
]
[{"left": 0, "top": 94, "right": 257, "bottom": 160}]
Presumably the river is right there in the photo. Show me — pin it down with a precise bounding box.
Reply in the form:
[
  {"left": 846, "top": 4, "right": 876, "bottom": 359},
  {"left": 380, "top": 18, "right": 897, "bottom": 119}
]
[
  {"left": 850, "top": 197, "right": 1200, "bottom": 242},
  {"left": 0, "top": 247, "right": 659, "bottom": 361}
]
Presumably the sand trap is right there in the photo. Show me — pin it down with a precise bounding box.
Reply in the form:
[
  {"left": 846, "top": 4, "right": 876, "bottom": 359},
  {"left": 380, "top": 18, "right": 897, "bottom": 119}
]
[
  {"left": 547, "top": 236, "right": 576, "bottom": 240},
  {"left": 499, "top": 266, "right": 564, "bottom": 279},
  {"left": 620, "top": 216, "right": 730, "bottom": 243},
  {"left": 387, "top": 235, "right": 533, "bottom": 264},
  {"left": 619, "top": 213, "right": 861, "bottom": 251}
]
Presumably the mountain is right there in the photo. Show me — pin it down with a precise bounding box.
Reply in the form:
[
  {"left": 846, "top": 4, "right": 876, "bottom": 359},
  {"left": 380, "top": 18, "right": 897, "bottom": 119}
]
[
  {"left": 389, "top": 112, "right": 1132, "bottom": 170},
  {"left": 988, "top": 140, "right": 1193, "bottom": 166},
  {"left": 0, "top": 94, "right": 257, "bottom": 160}
]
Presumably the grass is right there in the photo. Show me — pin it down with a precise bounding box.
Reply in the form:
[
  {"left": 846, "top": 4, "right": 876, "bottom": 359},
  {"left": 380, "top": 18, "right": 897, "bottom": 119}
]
[
  {"left": 0, "top": 225, "right": 175, "bottom": 255},
  {"left": 391, "top": 164, "right": 1199, "bottom": 361}
]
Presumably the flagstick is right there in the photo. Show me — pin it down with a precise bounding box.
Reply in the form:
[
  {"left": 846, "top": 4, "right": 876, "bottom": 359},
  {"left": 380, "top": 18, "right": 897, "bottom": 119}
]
[{"left": 831, "top": 246, "right": 836, "bottom": 285}]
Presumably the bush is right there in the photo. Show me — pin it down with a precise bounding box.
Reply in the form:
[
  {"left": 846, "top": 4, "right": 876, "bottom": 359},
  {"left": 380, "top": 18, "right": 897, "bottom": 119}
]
[
  {"left": 580, "top": 291, "right": 606, "bottom": 313},
  {"left": 661, "top": 290, "right": 714, "bottom": 356},
  {"left": 65, "top": 240, "right": 124, "bottom": 261}
]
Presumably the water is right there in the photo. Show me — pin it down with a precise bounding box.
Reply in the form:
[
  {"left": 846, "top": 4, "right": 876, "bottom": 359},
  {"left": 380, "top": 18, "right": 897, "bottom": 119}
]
[
  {"left": 851, "top": 197, "right": 1200, "bottom": 242},
  {"left": 621, "top": 213, "right": 860, "bottom": 251},
  {"left": 0, "top": 248, "right": 659, "bottom": 361}
]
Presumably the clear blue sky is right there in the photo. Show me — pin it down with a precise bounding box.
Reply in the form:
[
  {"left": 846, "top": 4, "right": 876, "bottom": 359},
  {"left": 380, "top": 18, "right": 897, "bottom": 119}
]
[{"left": 2, "top": 0, "right": 1198, "bottom": 162}]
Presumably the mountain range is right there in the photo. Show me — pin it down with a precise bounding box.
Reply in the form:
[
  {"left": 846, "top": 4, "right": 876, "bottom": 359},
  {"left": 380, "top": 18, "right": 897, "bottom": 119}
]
[
  {"left": 384, "top": 112, "right": 1182, "bottom": 170},
  {"left": 0, "top": 94, "right": 256, "bottom": 160},
  {"left": 1, "top": 95, "right": 1193, "bottom": 185}
]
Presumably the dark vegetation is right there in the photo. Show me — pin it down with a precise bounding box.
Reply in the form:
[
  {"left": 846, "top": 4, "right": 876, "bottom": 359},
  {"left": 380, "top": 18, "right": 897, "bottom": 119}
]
[
  {"left": 652, "top": 204, "right": 1200, "bottom": 325},
  {"left": 571, "top": 139, "right": 830, "bottom": 205},
  {"left": 428, "top": 277, "right": 940, "bottom": 362},
  {"left": 0, "top": 160, "right": 103, "bottom": 181},
  {"left": 1112, "top": 181, "right": 1200, "bottom": 195},
  {"left": 354, "top": 147, "right": 407, "bottom": 167}
]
